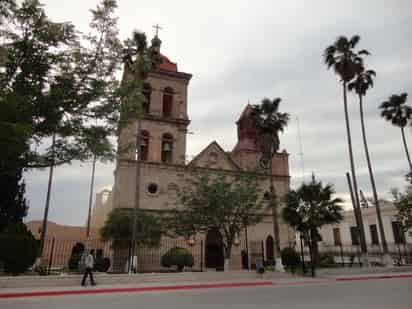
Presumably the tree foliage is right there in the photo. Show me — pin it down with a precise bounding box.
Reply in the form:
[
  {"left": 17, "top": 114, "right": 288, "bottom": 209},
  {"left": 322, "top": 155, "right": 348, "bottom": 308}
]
[
  {"left": 168, "top": 170, "right": 267, "bottom": 262},
  {"left": 392, "top": 187, "right": 412, "bottom": 237},
  {"left": 0, "top": 223, "right": 38, "bottom": 275},
  {"left": 380, "top": 93, "right": 412, "bottom": 177},
  {"left": 283, "top": 176, "right": 343, "bottom": 265},
  {"left": 380, "top": 93, "right": 411, "bottom": 129},
  {"left": 0, "top": 166, "right": 28, "bottom": 232},
  {"left": 323, "top": 35, "right": 367, "bottom": 83},
  {"left": 250, "top": 97, "right": 289, "bottom": 169},
  {"left": 100, "top": 208, "right": 163, "bottom": 249},
  {"left": 0, "top": 0, "right": 160, "bottom": 171}
]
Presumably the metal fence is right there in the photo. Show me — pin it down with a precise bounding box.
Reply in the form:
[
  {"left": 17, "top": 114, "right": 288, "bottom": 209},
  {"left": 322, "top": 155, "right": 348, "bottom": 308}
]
[
  {"left": 299, "top": 243, "right": 412, "bottom": 267},
  {"left": 38, "top": 237, "right": 270, "bottom": 274}
]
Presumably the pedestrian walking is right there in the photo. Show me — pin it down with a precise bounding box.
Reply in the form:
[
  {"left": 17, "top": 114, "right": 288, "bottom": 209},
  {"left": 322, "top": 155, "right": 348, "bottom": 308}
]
[{"left": 81, "top": 249, "right": 96, "bottom": 286}]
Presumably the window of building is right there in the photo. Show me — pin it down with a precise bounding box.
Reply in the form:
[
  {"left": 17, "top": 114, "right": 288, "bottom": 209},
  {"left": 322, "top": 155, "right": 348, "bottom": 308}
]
[
  {"left": 392, "top": 221, "right": 405, "bottom": 244},
  {"left": 147, "top": 183, "right": 158, "bottom": 195},
  {"left": 333, "top": 227, "right": 341, "bottom": 246},
  {"left": 161, "top": 133, "right": 173, "bottom": 163},
  {"left": 162, "top": 87, "right": 173, "bottom": 118},
  {"left": 142, "top": 83, "right": 151, "bottom": 114},
  {"left": 369, "top": 224, "right": 379, "bottom": 245},
  {"left": 139, "top": 130, "right": 149, "bottom": 161},
  {"left": 209, "top": 152, "right": 218, "bottom": 164},
  {"left": 350, "top": 226, "right": 359, "bottom": 246}
]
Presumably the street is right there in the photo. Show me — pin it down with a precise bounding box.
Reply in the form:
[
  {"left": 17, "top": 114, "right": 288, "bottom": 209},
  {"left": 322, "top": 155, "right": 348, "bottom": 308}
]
[{"left": 1, "top": 278, "right": 411, "bottom": 309}]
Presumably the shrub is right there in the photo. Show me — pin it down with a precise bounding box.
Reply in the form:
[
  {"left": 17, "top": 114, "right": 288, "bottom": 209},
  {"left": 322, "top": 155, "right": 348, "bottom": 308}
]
[
  {"left": 34, "top": 265, "right": 48, "bottom": 276},
  {"left": 318, "top": 252, "right": 335, "bottom": 267},
  {"left": 68, "top": 254, "right": 81, "bottom": 271},
  {"left": 161, "top": 247, "right": 194, "bottom": 272},
  {"left": 0, "top": 224, "right": 38, "bottom": 275},
  {"left": 68, "top": 242, "right": 85, "bottom": 271},
  {"left": 281, "top": 247, "right": 300, "bottom": 273},
  {"left": 95, "top": 257, "right": 111, "bottom": 272}
]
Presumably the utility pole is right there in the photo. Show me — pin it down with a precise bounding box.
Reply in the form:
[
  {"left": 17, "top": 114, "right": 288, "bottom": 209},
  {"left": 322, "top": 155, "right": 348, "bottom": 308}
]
[
  {"left": 346, "top": 172, "right": 368, "bottom": 265},
  {"left": 39, "top": 133, "right": 56, "bottom": 257},
  {"left": 130, "top": 120, "right": 142, "bottom": 273},
  {"left": 86, "top": 154, "right": 97, "bottom": 239}
]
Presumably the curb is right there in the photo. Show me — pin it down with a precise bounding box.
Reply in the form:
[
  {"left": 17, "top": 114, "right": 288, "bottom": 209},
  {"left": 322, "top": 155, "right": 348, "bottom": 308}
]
[
  {"left": 335, "top": 273, "right": 412, "bottom": 282},
  {"left": 0, "top": 281, "right": 273, "bottom": 299}
]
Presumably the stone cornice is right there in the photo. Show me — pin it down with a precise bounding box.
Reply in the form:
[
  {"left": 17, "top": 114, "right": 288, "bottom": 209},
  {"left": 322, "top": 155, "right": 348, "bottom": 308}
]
[
  {"left": 142, "top": 114, "right": 190, "bottom": 127},
  {"left": 117, "top": 159, "right": 290, "bottom": 180}
]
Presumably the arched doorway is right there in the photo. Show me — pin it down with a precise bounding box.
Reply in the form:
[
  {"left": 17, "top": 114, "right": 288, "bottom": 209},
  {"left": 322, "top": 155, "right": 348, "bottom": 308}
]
[
  {"left": 266, "top": 235, "right": 275, "bottom": 265},
  {"left": 205, "top": 229, "right": 224, "bottom": 269}
]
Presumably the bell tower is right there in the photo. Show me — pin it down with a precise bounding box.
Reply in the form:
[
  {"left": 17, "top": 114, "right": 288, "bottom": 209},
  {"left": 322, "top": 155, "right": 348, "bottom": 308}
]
[{"left": 113, "top": 35, "right": 192, "bottom": 209}]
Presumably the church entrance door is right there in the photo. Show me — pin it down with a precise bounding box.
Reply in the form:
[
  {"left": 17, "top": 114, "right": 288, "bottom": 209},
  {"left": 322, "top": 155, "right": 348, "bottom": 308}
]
[{"left": 205, "top": 229, "right": 224, "bottom": 270}]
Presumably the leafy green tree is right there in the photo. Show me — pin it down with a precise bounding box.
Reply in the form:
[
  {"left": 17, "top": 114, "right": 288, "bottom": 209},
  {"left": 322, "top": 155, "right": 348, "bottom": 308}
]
[
  {"left": 0, "top": 166, "right": 28, "bottom": 232},
  {"left": 282, "top": 176, "right": 343, "bottom": 275},
  {"left": 392, "top": 187, "right": 412, "bottom": 237},
  {"left": 100, "top": 208, "right": 163, "bottom": 249},
  {"left": 0, "top": 223, "right": 38, "bottom": 275},
  {"left": 380, "top": 93, "right": 412, "bottom": 177},
  {"left": 348, "top": 68, "right": 390, "bottom": 260},
  {"left": 324, "top": 35, "right": 369, "bottom": 256},
  {"left": 169, "top": 170, "right": 267, "bottom": 271},
  {"left": 250, "top": 97, "right": 289, "bottom": 266}
]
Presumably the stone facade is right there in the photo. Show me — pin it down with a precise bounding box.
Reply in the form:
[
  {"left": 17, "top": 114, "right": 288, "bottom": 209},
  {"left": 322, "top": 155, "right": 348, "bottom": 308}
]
[{"left": 112, "top": 37, "right": 292, "bottom": 271}]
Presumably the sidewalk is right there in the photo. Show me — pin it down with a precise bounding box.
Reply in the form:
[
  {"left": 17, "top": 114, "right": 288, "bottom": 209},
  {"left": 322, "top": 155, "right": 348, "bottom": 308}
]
[{"left": 1, "top": 268, "right": 411, "bottom": 299}]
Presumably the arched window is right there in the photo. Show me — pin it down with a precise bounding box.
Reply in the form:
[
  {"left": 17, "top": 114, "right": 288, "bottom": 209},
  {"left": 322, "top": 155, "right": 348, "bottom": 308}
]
[
  {"left": 142, "top": 83, "right": 151, "bottom": 114},
  {"left": 162, "top": 87, "right": 174, "bottom": 118},
  {"left": 161, "top": 133, "right": 173, "bottom": 163},
  {"left": 139, "top": 130, "right": 149, "bottom": 161}
]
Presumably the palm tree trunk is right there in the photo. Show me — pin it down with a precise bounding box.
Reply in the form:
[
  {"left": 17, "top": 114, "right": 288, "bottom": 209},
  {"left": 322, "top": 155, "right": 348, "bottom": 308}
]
[
  {"left": 269, "top": 169, "right": 280, "bottom": 253},
  {"left": 342, "top": 83, "right": 367, "bottom": 255},
  {"left": 269, "top": 159, "right": 282, "bottom": 271},
  {"left": 359, "top": 95, "right": 388, "bottom": 254},
  {"left": 401, "top": 127, "right": 412, "bottom": 176}
]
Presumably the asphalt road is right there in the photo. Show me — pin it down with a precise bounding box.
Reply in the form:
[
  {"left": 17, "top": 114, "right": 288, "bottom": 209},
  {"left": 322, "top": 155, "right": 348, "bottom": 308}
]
[{"left": 1, "top": 278, "right": 411, "bottom": 309}]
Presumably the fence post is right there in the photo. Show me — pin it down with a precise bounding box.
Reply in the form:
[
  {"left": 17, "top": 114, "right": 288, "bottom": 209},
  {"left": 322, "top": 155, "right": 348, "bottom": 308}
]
[
  {"left": 299, "top": 234, "right": 306, "bottom": 274},
  {"left": 48, "top": 237, "right": 55, "bottom": 275},
  {"left": 339, "top": 243, "right": 344, "bottom": 267},
  {"left": 397, "top": 243, "right": 402, "bottom": 265},
  {"left": 200, "top": 239, "right": 203, "bottom": 272},
  {"left": 261, "top": 240, "right": 265, "bottom": 266},
  {"left": 356, "top": 244, "right": 362, "bottom": 267}
]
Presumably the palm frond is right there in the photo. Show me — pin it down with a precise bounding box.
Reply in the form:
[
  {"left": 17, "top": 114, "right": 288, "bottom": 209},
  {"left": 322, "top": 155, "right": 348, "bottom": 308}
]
[{"left": 349, "top": 35, "right": 360, "bottom": 48}]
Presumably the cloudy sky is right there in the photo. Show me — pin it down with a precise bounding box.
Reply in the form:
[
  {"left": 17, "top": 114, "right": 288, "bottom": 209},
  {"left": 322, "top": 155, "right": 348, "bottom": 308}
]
[{"left": 23, "top": 0, "right": 412, "bottom": 226}]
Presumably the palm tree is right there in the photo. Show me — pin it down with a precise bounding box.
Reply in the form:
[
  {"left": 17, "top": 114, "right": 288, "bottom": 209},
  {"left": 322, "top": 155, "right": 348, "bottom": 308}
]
[
  {"left": 380, "top": 93, "right": 412, "bottom": 176},
  {"left": 348, "top": 69, "right": 390, "bottom": 261},
  {"left": 283, "top": 175, "right": 344, "bottom": 276},
  {"left": 324, "top": 35, "right": 369, "bottom": 257},
  {"left": 251, "top": 98, "right": 290, "bottom": 270}
]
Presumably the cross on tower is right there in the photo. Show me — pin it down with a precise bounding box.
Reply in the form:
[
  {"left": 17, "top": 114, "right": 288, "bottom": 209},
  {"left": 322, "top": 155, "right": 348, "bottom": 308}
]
[{"left": 153, "top": 24, "right": 163, "bottom": 37}]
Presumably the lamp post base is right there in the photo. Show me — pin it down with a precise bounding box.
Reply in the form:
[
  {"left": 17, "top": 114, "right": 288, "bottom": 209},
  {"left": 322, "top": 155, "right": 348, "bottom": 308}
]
[
  {"left": 275, "top": 257, "right": 284, "bottom": 272},
  {"left": 382, "top": 253, "right": 394, "bottom": 267},
  {"left": 360, "top": 253, "right": 370, "bottom": 267}
]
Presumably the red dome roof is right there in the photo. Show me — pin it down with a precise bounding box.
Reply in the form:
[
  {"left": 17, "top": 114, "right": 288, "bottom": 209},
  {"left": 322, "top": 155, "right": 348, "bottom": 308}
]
[{"left": 159, "top": 53, "right": 177, "bottom": 71}]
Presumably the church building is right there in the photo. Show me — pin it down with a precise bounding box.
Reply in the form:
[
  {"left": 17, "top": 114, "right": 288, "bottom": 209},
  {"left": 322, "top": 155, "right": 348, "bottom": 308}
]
[{"left": 111, "top": 35, "right": 293, "bottom": 271}]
